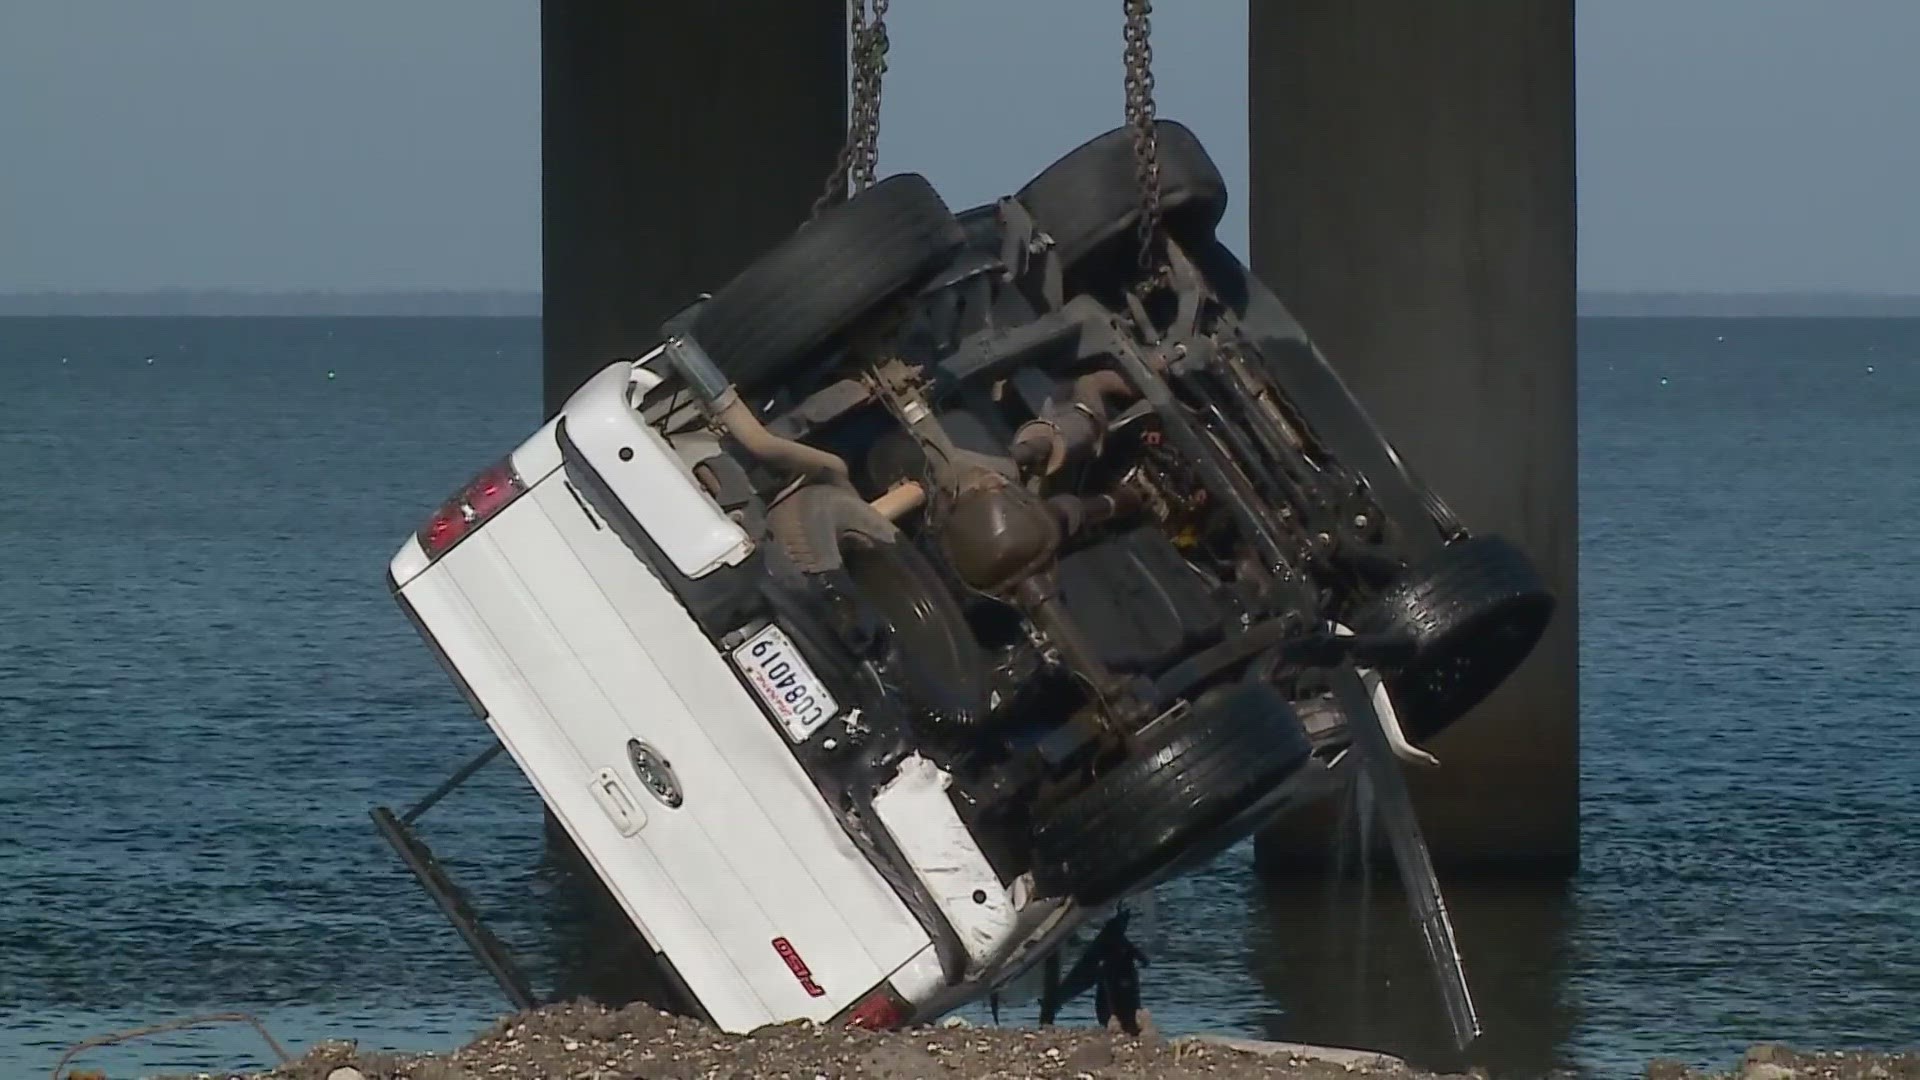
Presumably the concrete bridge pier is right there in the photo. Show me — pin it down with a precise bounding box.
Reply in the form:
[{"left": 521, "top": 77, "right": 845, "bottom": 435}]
[
  {"left": 540, "top": 0, "right": 847, "bottom": 417},
  {"left": 1247, "top": 0, "right": 1580, "bottom": 874},
  {"left": 536, "top": 3, "right": 848, "bottom": 977}
]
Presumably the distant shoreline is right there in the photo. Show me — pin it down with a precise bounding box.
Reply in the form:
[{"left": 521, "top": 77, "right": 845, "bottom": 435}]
[
  {"left": 6, "top": 290, "right": 1920, "bottom": 318},
  {"left": 1578, "top": 291, "right": 1920, "bottom": 317},
  {"left": 0, "top": 290, "right": 541, "bottom": 317}
]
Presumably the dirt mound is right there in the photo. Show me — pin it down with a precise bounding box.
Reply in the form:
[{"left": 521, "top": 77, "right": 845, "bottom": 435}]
[
  {"left": 1648, "top": 1043, "right": 1920, "bottom": 1080},
  {"left": 234, "top": 999, "right": 1451, "bottom": 1080},
  {"left": 152, "top": 1004, "right": 1920, "bottom": 1080}
]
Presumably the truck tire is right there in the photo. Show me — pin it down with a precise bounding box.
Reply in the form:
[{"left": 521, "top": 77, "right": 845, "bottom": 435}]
[
  {"left": 689, "top": 173, "right": 965, "bottom": 392},
  {"left": 1353, "top": 534, "right": 1554, "bottom": 743},
  {"left": 768, "top": 486, "right": 990, "bottom": 737},
  {"left": 1030, "top": 681, "right": 1311, "bottom": 905},
  {"left": 1014, "top": 119, "right": 1229, "bottom": 280}
]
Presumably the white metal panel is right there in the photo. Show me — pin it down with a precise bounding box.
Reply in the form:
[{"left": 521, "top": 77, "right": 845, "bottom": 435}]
[
  {"left": 388, "top": 535, "right": 431, "bottom": 592},
  {"left": 415, "top": 534, "right": 785, "bottom": 1029},
  {"left": 870, "top": 755, "right": 1019, "bottom": 970},
  {"left": 884, "top": 944, "right": 948, "bottom": 1015},
  {"left": 480, "top": 505, "right": 891, "bottom": 991},
  {"left": 396, "top": 559, "right": 698, "bottom": 959},
  {"left": 555, "top": 360, "right": 752, "bottom": 579},
  {"left": 514, "top": 476, "right": 930, "bottom": 954},
  {"left": 509, "top": 415, "right": 565, "bottom": 488},
  {"left": 403, "top": 479, "right": 928, "bottom": 1032}
]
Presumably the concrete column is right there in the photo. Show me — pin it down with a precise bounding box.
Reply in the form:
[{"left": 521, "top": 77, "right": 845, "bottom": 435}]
[
  {"left": 537, "top": 4, "right": 845, "bottom": 1009},
  {"left": 1248, "top": 1, "right": 1579, "bottom": 871},
  {"left": 541, "top": 0, "right": 847, "bottom": 417}
]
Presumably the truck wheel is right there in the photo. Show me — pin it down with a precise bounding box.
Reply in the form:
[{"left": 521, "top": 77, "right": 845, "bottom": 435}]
[
  {"left": 1014, "top": 119, "right": 1229, "bottom": 280},
  {"left": 768, "top": 486, "right": 989, "bottom": 737},
  {"left": 1353, "top": 534, "right": 1554, "bottom": 743},
  {"left": 1029, "top": 681, "right": 1311, "bottom": 905},
  {"left": 689, "top": 174, "right": 965, "bottom": 393}
]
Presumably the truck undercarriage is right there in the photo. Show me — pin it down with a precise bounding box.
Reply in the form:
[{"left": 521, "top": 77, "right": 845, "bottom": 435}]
[
  {"left": 378, "top": 119, "right": 1554, "bottom": 1045},
  {"left": 636, "top": 121, "right": 1552, "bottom": 912}
]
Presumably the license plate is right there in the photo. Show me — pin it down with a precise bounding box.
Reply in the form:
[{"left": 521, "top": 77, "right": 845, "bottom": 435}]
[{"left": 732, "top": 623, "right": 840, "bottom": 742}]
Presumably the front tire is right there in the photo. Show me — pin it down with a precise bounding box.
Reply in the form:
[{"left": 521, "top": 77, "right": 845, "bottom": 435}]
[
  {"left": 1029, "top": 681, "right": 1312, "bottom": 905},
  {"left": 1352, "top": 534, "right": 1554, "bottom": 743}
]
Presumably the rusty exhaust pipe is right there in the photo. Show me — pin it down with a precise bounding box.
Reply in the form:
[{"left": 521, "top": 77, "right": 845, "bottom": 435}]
[
  {"left": 870, "top": 480, "right": 927, "bottom": 521},
  {"left": 662, "top": 334, "right": 852, "bottom": 487}
]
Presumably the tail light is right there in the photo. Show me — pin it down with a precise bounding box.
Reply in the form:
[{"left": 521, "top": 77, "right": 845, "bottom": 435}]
[
  {"left": 842, "top": 984, "right": 912, "bottom": 1031},
  {"left": 417, "top": 458, "right": 527, "bottom": 559}
]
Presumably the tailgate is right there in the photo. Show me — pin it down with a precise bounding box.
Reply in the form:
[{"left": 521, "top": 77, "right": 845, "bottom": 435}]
[{"left": 396, "top": 471, "right": 930, "bottom": 1031}]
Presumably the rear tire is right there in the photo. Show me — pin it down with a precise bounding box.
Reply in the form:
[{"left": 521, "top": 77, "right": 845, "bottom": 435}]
[
  {"left": 1029, "top": 682, "right": 1311, "bottom": 905},
  {"left": 689, "top": 173, "right": 965, "bottom": 392},
  {"left": 1353, "top": 534, "right": 1554, "bottom": 743},
  {"left": 1015, "top": 119, "right": 1229, "bottom": 280}
]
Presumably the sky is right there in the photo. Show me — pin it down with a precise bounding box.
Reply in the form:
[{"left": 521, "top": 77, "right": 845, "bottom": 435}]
[{"left": 1, "top": 1, "right": 1917, "bottom": 295}]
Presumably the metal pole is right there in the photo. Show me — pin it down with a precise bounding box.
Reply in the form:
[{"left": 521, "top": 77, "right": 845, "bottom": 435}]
[{"left": 401, "top": 742, "right": 504, "bottom": 825}]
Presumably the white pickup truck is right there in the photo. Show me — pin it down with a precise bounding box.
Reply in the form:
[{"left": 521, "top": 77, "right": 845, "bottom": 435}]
[{"left": 383, "top": 121, "right": 1552, "bottom": 1039}]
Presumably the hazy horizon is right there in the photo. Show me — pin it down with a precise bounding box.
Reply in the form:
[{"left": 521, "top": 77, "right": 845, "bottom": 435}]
[
  {"left": 4, "top": 2, "right": 1920, "bottom": 295},
  {"left": 11, "top": 287, "right": 1920, "bottom": 320},
  {"left": 14, "top": 286, "right": 1920, "bottom": 300}
]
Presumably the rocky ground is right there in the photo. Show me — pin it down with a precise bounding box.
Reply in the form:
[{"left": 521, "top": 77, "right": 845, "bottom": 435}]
[
  {"left": 1647, "top": 1046, "right": 1920, "bottom": 1080},
  {"left": 146, "top": 1001, "right": 1920, "bottom": 1080}
]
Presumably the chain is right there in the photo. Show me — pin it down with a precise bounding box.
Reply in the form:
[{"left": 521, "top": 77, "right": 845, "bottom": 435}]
[
  {"left": 1122, "top": 0, "right": 1164, "bottom": 284},
  {"left": 813, "top": 0, "right": 892, "bottom": 217},
  {"left": 850, "top": 0, "right": 890, "bottom": 191}
]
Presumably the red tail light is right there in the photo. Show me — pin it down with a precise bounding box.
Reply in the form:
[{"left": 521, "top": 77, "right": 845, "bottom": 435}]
[
  {"left": 843, "top": 985, "right": 911, "bottom": 1031},
  {"left": 464, "top": 463, "right": 522, "bottom": 518},
  {"left": 417, "top": 458, "right": 527, "bottom": 559}
]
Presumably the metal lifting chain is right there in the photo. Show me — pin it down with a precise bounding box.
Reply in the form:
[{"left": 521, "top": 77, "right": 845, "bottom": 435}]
[
  {"left": 1123, "top": 0, "right": 1165, "bottom": 284},
  {"left": 813, "top": 0, "right": 891, "bottom": 217}
]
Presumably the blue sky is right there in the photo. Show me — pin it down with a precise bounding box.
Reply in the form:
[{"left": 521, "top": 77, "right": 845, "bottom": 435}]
[{"left": 2, "top": 1, "right": 1917, "bottom": 293}]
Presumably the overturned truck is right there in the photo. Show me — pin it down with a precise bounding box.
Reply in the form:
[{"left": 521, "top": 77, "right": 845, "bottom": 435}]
[{"left": 377, "top": 121, "right": 1553, "bottom": 1041}]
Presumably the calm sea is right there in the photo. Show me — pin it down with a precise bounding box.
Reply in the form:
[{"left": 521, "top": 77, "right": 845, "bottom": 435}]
[{"left": 1, "top": 316, "right": 1914, "bottom": 1078}]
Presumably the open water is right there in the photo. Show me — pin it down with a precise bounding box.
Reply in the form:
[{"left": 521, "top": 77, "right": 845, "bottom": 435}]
[{"left": 1, "top": 316, "right": 1915, "bottom": 1078}]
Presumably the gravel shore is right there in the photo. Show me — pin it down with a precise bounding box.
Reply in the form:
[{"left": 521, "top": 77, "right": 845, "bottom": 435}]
[
  {"left": 188, "top": 1000, "right": 1447, "bottom": 1080},
  {"left": 151, "top": 1001, "right": 1919, "bottom": 1080},
  {"left": 139, "top": 999, "right": 1920, "bottom": 1076}
]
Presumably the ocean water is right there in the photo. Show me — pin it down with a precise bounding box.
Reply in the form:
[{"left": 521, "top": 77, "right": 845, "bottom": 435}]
[{"left": 1, "top": 316, "right": 1914, "bottom": 1078}]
